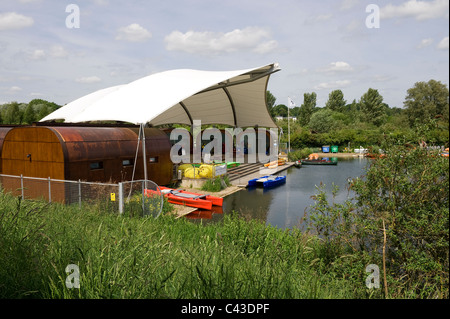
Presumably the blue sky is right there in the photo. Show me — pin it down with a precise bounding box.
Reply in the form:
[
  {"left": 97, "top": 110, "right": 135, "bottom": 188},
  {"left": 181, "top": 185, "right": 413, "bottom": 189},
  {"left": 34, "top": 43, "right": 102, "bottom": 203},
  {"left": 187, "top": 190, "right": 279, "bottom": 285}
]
[{"left": 0, "top": 0, "right": 448, "bottom": 110}]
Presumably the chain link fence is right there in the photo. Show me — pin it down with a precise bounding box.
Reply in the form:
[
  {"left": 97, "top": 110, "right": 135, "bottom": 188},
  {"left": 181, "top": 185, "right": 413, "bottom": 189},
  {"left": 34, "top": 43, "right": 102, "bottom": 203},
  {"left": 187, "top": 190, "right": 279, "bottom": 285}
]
[{"left": 0, "top": 174, "right": 163, "bottom": 217}]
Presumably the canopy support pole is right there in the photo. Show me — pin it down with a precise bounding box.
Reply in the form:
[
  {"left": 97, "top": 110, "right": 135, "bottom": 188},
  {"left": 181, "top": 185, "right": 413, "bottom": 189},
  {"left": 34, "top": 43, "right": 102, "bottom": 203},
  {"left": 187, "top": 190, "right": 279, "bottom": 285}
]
[
  {"left": 140, "top": 122, "right": 148, "bottom": 189},
  {"left": 179, "top": 101, "right": 193, "bottom": 125},
  {"left": 223, "top": 87, "right": 237, "bottom": 127}
]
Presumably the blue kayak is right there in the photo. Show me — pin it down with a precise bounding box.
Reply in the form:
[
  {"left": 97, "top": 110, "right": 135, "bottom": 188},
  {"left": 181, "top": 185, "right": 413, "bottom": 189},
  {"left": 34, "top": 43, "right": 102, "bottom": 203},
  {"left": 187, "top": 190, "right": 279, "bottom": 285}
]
[{"left": 248, "top": 175, "right": 286, "bottom": 188}]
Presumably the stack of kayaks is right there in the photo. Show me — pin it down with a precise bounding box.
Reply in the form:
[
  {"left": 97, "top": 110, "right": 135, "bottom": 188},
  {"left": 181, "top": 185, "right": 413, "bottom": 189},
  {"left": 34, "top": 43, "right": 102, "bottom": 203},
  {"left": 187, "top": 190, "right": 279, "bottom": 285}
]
[
  {"left": 145, "top": 186, "right": 223, "bottom": 210},
  {"left": 247, "top": 175, "right": 286, "bottom": 188},
  {"left": 263, "top": 158, "right": 286, "bottom": 169}
]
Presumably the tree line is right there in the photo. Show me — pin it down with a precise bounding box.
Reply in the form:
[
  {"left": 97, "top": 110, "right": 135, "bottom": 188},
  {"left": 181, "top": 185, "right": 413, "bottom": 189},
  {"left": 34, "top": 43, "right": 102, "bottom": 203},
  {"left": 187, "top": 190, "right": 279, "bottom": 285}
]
[
  {"left": 267, "top": 79, "right": 449, "bottom": 149},
  {"left": 1, "top": 79, "right": 448, "bottom": 149},
  {"left": 0, "top": 99, "right": 60, "bottom": 125}
]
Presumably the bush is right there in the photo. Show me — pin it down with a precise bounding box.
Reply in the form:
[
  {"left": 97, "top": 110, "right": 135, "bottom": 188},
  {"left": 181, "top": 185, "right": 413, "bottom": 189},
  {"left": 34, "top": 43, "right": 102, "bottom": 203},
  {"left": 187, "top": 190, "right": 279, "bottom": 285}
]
[
  {"left": 306, "top": 129, "right": 449, "bottom": 298},
  {"left": 201, "top": 176, "right": 230, "bottom": 192},
  {"left": 288, "top": 148, "right": 313, "bottom": 161}
]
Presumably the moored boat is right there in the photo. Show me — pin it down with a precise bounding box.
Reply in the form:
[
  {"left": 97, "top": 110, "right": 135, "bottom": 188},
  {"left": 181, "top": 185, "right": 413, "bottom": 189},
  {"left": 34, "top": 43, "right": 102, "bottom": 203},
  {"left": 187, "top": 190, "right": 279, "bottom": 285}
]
[
  {"left": 301, "top": 159, "right": 337, "bottom": 165},
  {"left": 145, "top": 187, "right": 223, "bottom": 210},
  {"left": 294, "top": 160, "right": 302, "bottom": 168},
  {"left": 159, "top": 186, "right": 223, "bottom": 207},
  {"left": 248, "top": 175, "right": 286, "bottom": 188}
]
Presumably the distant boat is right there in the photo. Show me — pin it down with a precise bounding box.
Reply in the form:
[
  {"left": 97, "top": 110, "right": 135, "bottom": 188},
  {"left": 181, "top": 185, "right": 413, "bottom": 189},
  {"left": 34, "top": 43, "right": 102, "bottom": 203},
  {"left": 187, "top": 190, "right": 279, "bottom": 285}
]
[
  {"left": 294, "top": 160, "right": 302, "bottom": 168},
  {"left": 248, "top": 175, "right": 286, "bottom": 188},
  {"left": 301, "top": 159, "right": 337, "bottom": 165}
]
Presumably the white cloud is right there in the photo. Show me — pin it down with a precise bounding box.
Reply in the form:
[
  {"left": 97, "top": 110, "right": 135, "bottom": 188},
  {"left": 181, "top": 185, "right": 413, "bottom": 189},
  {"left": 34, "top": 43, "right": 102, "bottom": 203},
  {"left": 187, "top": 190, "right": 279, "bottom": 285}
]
[
  {"left": 319, "top": 61, "right": 354, "bottom": 74},
  {"left": 7, "top": 86, "right": 23, "bottom": 93},
  {"left": 0, "top": 12, "right": 34, "bottom": 31},
  {"left": 371, "top": 75, "right": 396, "bottom": 83},
  {"left": 344, "top": 19, "right": 362, "bottom": 32},
  {"left": 340, "top": 0, "right": 359, "bottom": 11},
  {"left": 30, "top": 49, "right": 45, "bottom": 60},
  {"left": 314, "top": 80, "right": 351, "bottom": 90},
  {"left": 49, "top": 45, "right": 69, "bottom": 58},
  {"left": 23, "top": 46, "right": 68, "bottom": 61},
  {"left": 75, "top": 76, "right": 101, "bottom": 83},
  {"left": 116, "top": 23, "right": 152, "bottom": 42},
  {"left": 304, "top": 14, "right": 333, "bottom": 25},
  {"left": 164, "top": 27, "right": 278, "bottom": 55},
  {"left": 417, "top": 38, "right": 434, "bottom": 48},
  {"left": 381, "top": 0, "right": 449, "bottom": 21},
  {"left": 93, "top": 0, "right": 109, "bottom": 5},
  {"left": 253, "top": 40, "right": 278, "bottom": 54},
  {"left": 437, "top": 36, "right": 449, "bottom": 50}
]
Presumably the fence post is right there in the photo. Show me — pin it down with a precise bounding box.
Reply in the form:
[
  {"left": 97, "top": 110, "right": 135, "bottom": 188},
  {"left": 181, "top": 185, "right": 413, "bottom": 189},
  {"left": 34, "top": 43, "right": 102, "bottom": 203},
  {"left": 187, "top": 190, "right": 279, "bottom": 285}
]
[
  {"left": 48, "top": 177, "right": 51, "bottom": 203},
  {"left": 21, "top": 174, "right": 24, "bottom": 200},
  {"left": 78, "top": 179, "right": 82, "bottom": 209},
  {"left": 141, "top": 180, "right": 145, "bottom": 213},
  {"left": 118, "top": 182, "right": 123, "bottom": 214}
]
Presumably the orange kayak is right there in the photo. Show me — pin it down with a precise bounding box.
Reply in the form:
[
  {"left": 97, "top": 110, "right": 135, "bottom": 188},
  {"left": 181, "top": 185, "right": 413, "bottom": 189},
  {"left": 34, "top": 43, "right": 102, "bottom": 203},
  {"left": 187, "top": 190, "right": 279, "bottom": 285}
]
[
  {"left": 159, "top": 186, "right": 223, "bottom": 207},
  {"left": 145, "top": 188, "right": 213, "bottom": 210}
]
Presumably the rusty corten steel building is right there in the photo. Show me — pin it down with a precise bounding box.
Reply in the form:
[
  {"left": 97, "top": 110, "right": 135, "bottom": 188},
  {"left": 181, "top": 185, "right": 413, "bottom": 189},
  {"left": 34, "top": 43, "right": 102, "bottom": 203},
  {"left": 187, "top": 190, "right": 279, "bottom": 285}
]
[
  {"left": 0, "top": 124, "right": 173, "bottom": 186},
  {"left": 0, "top": 126, "right": 16, "bottom": 174}
]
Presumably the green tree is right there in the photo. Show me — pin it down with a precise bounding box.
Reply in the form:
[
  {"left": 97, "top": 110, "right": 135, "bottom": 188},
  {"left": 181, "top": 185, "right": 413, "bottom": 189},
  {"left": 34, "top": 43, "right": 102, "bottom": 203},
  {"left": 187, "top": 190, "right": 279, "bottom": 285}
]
[
  {"left": 298, "top": 92, "right": 316, "bottom": 126},
  {"left": 404, "top": 79, "right": 449, "bottom": 126},
  {"left": 308, "top": 108, "right": 345, "bottom": 133},
  {"left": 307, "top": 128, "right": 449, "bottom": 298},
  {"left": 37, "top": 105, "right": 50, "bottom": 121},
  {"left": 28, "top": 99, "right": 60, "bottom": 113},
  {"left": 23, "top": 104, "right": 36, "bottom": 124},
  {"left": 359, "top": 88, "right": 386, "bottom": 126},
  {"left": 2, "top": 102, "right": 23, "bottom": 124},
  {"left": 345, "top": 99, "right": 360, "bottom": 123},
  {"left": 325, "top": 90, "right": 346, "bottom": 113},
  {"left": 272, "top": 104, "right": 288, "bottom": 117},
  {"left": 266, "top": 91, "right": 277, "bottom": 117},
  {"left": 290, "top": 106, "right": 301, "bottom": 118}
]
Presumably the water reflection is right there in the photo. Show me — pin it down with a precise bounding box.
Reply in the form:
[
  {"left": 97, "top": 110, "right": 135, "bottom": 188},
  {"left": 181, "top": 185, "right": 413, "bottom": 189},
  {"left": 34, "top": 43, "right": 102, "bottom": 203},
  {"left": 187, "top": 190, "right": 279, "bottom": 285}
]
[
  {"left": 223, "top": 186, "right": 274, "bottom": 223},
  {"left": 223, "top": 157, "right": 369, "bottom": 229}
]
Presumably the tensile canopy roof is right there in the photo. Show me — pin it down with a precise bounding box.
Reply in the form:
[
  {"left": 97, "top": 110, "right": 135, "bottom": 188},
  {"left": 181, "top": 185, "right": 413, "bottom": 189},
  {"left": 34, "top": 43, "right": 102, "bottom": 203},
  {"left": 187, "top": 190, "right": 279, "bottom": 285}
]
[{"left": 41, "top": 63, "right": 280, "bottom": 128}]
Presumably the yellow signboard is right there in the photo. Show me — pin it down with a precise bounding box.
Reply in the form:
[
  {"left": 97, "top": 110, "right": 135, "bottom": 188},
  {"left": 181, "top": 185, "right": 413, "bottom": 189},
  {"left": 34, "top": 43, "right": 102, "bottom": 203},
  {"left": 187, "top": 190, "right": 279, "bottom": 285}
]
[{"left": 110, "top": 193, "right": 116, "bottom": 201}]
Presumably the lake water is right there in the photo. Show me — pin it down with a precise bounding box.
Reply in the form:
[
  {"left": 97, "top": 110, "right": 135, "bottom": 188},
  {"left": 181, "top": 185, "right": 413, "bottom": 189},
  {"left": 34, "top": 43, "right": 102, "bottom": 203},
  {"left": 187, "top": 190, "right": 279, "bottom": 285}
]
[{"left": 221, "top": 157, "right": 369, "bottom": 229}]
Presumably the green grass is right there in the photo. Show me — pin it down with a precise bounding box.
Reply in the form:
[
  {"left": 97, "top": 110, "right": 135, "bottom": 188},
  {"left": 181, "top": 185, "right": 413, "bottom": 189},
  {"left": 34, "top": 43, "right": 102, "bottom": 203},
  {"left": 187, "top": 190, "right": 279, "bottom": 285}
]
[
  {"left": 0, "top": 190, "right": 377, "bottom": 299},
  {"left": 201, "top": 176, "right": 231, "bottom": 192}
]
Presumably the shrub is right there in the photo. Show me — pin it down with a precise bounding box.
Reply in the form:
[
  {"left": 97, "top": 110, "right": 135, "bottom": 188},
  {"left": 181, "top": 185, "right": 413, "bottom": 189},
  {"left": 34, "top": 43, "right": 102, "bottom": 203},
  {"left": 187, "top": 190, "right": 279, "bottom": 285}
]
[
  {"left": 306, "top": 129, "right": 449, "bottom": 298},
  {"left": 288, "top": 148, "right": 313, "bottom": 161},
  {"left": 201, "top": 176, "right": 230, "bottom": 192}
]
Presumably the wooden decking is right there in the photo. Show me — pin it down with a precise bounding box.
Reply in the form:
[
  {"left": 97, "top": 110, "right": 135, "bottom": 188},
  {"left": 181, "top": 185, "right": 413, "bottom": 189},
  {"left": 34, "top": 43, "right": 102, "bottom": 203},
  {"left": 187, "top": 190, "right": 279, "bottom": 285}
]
[
  {"left": 227, "top": 162, "right": 294, "bottom": 187},
  {"left": 171, "top": 162, "right": 295, "bottom": 218}
]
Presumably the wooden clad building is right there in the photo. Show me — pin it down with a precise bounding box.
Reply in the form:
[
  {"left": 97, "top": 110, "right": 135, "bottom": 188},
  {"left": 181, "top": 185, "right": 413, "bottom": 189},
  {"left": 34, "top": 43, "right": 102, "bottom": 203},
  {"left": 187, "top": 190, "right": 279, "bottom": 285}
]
[
  {"left": 0, "top": 126, "right": 15, "bottom": 174},
  {"left": 1, "top": 125, "right": 173, "bottom": 185}
]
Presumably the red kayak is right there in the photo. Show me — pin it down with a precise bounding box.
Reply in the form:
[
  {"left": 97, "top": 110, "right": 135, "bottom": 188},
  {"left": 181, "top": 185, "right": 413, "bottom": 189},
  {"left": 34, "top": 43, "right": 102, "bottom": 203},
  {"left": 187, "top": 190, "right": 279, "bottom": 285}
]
[
  {"left": 144, "top": 187, "right": 223, "bottom": 210},
  {"left": 185, "top": 210, "right": 213, "bottom": 220},
  {"left": 158, "top": 186, "right": 223, "bottom": 207}
]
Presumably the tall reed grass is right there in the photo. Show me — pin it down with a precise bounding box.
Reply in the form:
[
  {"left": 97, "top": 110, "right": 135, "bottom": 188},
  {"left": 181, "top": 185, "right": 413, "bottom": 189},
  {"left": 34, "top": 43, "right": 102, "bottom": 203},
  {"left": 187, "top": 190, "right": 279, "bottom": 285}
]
[{"left": 0, "top": 190, "right": 371, "bottom": 299}]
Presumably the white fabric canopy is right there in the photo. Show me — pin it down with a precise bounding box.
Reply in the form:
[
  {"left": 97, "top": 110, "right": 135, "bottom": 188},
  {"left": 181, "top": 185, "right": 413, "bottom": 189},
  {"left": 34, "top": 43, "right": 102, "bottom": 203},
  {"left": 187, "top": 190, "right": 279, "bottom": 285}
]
[
  {"left": 40, "top": 85, "right": 124, "bottom": 123},
  {"left": 41, "top": 63, "right": 280, "bottom": 127}
]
